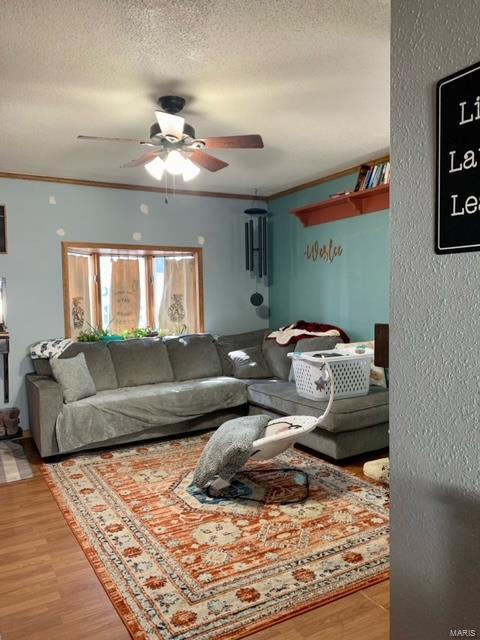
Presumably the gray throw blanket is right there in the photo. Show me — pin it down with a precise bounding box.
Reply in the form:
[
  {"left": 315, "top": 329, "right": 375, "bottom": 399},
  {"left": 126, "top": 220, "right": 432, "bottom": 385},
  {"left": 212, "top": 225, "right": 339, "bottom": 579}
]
[
  {"left": 55, "top": 378, "right": 247, "bottom": 453},
  {"left": 192, "top": 414, "right": 270, "bottom": 488}
]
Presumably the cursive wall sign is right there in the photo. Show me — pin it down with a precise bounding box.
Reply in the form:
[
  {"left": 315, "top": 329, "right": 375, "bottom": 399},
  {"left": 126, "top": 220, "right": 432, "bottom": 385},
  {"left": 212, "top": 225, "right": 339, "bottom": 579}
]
[
  {"left": 304, "top": 239, "right": 343, "bottom": 264},
  {"left": 436, "top": 60, "right": 480, "bottom": 253}
]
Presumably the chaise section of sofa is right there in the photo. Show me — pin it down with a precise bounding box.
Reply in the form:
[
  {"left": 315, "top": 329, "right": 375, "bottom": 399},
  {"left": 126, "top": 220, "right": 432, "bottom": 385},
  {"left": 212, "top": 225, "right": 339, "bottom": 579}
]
[{"left": 247, "top": 381, "right": 389, "bottom": 459}]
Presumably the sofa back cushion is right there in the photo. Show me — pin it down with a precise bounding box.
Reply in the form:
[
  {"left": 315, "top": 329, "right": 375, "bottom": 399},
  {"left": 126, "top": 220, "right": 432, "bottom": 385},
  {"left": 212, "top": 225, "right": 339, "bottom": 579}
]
[
  {"left": 31, "top": 358, "right": 55, "bottom": 377},
  {"left": 108, "top": 338, "right": 174, "bottom": 387},
  {"left": 214, "top": 329, "right": 267, "bottom": 375},
  {"left": 58, "top": 342, "right": 118, "bottom": 391},
  {"left": 294, "top": 335, "right": 342, "bottom": 352},
  {"left": 165, "top": 334, "right": 222, "bottom": 381}
]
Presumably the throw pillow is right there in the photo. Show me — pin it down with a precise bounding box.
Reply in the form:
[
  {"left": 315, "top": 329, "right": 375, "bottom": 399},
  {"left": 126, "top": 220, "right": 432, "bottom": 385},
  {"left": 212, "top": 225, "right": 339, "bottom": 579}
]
[
  {"left": 50, "top": 352, "right": 97, "bottom": 403},
  {"left": 214, "top": 329, "right": 267, "bottom": 376},
  {"left": 262, "top": 338, "right": 293, "bottom": 380},
  {"left": 228, "top": 346, "right": 273, "bottom": 379}
]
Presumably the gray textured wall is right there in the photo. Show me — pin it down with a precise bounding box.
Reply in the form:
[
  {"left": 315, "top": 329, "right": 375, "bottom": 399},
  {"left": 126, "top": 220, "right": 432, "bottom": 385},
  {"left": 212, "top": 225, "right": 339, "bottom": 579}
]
[{"left": 391, "top": 1, "right": 480, "bottom": 637}]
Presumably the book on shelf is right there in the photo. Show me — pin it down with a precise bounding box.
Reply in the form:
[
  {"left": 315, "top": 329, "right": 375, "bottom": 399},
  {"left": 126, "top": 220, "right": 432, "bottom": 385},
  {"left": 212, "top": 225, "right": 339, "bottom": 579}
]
[{"left": 354, "top": 161, "right": 390, "bottom": 191}]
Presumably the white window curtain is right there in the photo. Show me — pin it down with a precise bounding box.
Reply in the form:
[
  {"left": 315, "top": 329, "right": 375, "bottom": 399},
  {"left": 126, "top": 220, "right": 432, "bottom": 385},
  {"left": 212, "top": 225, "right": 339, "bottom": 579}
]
[
  {"left": 67, "top": 253, "right": 94, "bottom": 338},
  {"left": 158, "top": 257, "right": 198, "bottom": 334},
  {"left": 109, "top": 258, "right": 141, "bottom": 334}
]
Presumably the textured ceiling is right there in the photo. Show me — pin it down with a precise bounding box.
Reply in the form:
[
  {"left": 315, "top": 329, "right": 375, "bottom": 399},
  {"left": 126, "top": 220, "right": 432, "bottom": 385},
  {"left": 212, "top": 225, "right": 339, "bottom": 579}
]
[{"left": 0, "top": 0, "right": 390, "bottom": 196}]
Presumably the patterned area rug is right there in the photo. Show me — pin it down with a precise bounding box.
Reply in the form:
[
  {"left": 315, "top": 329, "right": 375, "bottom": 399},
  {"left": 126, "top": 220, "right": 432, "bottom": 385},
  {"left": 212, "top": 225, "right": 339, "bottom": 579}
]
[
  {"left": 0, "top": 441, "right": 33, "bottom": 483},
  {"left": 42, "top": 435, "right": 389, "bottom": 640}
]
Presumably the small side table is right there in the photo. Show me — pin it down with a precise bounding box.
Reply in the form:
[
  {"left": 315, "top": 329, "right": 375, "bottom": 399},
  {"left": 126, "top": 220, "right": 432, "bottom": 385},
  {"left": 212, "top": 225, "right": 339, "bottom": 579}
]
[{"left": 0, "top": 331, "right": 9, "bottom": 403}]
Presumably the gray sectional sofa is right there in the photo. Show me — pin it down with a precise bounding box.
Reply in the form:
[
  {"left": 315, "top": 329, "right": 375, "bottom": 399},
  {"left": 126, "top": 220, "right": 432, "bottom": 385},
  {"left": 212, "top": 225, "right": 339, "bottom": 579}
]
[{"left": 26, "top": 330, "right": 389, "bottom": 459}]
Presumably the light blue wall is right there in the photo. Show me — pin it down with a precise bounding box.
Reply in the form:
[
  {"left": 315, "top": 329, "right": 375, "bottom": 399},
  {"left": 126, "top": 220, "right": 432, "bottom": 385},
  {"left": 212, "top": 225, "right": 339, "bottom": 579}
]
[
  {"left": 0, "top": 178, "right": 268, "bottom": 422},
  {"left": 269, "top": 173, "right": 389, "bottom": 341}
]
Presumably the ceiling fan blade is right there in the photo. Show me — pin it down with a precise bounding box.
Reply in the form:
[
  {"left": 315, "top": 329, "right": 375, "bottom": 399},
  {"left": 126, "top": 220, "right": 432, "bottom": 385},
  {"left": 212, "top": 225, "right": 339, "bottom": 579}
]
[
  {"left": 190, "top": 150, "right": 229, "bottom": 172},
  {"left": 77, "top": 135, "right": 146, "bottom": 143},
  {"left": 121, "top": 151, "right": 159, "bottom": 168},
  {"left": 203, "top": 135, "right": 264, "bottom": 149}
]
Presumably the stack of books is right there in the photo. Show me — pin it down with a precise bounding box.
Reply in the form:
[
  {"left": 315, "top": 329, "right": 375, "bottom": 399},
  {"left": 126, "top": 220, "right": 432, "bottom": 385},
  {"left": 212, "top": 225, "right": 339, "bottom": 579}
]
[{"left": 354, "top": 161, "right": 390, "bottom": 192}]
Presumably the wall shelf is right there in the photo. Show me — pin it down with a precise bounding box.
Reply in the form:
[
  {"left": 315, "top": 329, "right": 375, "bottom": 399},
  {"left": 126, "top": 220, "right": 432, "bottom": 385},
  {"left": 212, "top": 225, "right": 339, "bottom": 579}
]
[{"left": 290, "top": 183, "right": 390, "bottom": 227}]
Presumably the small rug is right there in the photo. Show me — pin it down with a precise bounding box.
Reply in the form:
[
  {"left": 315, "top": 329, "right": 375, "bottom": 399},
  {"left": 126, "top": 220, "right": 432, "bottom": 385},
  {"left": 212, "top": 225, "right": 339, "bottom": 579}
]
[
  {"left": 0, "top": 440, "right": 33, "bottom": 483},
  {"left": 42, "top": 435, "right": 389, "bottom": 640}
]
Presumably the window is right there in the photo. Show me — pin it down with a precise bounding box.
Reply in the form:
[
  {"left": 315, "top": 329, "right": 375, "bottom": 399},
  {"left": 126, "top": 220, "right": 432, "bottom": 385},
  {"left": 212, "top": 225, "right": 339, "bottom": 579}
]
[{"left": 62, "top": 243, "right": 204, "bottom": 338}]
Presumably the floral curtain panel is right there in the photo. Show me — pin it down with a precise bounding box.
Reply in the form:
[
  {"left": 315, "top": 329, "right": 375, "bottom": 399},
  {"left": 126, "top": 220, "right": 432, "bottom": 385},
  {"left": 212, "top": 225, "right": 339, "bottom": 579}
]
[
  {"left": 158, "top": 257, "right": 198, "bottom": 334},
  {"left": 110, "top": 258, "right": 141, "bottom": 334},
  {"left": 67, "top": 253, "right": 94, "bottom": 338}
]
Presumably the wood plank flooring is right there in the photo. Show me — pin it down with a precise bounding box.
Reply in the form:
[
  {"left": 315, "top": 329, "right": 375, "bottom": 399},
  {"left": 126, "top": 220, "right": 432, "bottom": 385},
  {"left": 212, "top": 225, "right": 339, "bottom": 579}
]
[{"left": 0, "top": 438, "right": 389, "bottom": 640}]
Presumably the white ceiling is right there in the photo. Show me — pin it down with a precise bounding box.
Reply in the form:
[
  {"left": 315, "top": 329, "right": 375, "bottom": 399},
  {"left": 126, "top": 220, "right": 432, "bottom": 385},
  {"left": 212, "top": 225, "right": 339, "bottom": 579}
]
[{"left": 0, "top": 0, "right": 390, "bottom": 196}]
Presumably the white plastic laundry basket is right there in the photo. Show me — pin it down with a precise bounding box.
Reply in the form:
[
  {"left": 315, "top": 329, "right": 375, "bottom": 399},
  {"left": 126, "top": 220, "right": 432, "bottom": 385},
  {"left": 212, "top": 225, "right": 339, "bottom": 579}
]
[{"left": 289, "top": 348, "right": 373, "bottom": 400}]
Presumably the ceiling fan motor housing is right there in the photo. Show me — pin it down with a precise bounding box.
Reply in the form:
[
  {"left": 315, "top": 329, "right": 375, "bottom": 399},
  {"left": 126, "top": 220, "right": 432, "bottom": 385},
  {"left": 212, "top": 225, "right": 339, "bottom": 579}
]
[{"left": 157, "top": 95, "right": 186, "bottom": 114}]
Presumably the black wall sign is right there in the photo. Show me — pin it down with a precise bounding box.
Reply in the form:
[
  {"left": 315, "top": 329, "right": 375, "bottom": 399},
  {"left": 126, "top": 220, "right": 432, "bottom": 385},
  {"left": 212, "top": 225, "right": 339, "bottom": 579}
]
[{"left": 436, "top": 61, "right": 480, "bottom": 254}]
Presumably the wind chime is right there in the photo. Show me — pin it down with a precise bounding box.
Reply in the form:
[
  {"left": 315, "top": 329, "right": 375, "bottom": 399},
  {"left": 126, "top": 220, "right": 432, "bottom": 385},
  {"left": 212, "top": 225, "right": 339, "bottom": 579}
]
[{"left": 244, "top": 207, "right": 268, "bottom": 306}]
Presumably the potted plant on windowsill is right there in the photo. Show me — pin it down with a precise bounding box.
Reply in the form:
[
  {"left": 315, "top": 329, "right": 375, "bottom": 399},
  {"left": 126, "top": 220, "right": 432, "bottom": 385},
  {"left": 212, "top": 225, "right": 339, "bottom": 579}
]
[
  {"left": 77, "top": 324, "right": 167, "bottom": 343},
  {"left": 77, "top": 322, "right": 123, "bottom": 343},
  {"left": 122, "top": 327, "right": 159, "bottom": 340}
]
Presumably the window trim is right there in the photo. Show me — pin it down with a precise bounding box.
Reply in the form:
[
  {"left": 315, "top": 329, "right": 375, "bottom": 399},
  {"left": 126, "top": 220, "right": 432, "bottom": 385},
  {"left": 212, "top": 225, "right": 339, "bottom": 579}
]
[{"left": 62, "top": 241, "right": 204, "bottom": 337}]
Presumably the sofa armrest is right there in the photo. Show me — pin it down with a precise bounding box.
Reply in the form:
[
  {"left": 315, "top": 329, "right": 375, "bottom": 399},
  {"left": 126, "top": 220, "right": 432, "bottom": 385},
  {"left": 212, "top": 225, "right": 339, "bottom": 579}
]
[{"left": 26, "top": 374, "right": 63, "bottom": 457}]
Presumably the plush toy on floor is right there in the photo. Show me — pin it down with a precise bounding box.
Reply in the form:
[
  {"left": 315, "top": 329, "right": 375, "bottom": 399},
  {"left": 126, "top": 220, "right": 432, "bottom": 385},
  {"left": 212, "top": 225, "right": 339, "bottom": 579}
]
[{"left": 192, "top": 356, "right": 334, "bottom": 499}]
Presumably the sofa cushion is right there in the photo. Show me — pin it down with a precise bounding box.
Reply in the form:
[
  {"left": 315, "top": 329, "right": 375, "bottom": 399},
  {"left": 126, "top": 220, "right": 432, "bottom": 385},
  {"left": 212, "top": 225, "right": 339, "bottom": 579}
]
[
  {"left": 247, "top": 381, "right": 389, "bottom": 433},
  {"left": 215, "top": 329, "right": 267, "bottom": 375},
  {"left": 294, "top": 335, "right": 342, "bottom": 352},
  {"left": 108, "top": 338, "right": 174, "bottom": 387},
  {"left": 165, "top": 334, "right": 222, "bottom": 381},
  {"left": 60, "top": 342, "right": 118, "bottom": 391},
  {"left": 229, "top": 346, "right": 273, "bottom": 379},
  {"left": 50, "top": 353, "right": 97, "bottom": 404},
  {"left": 32, "top": 358, "right": 55, "bottom": 376},
  {"left": 262, "top": 338, "right": 294, "bottom": 380},
  {"left": 33, "top": 342, "right": 118, "bottom": 390},
  {"left": 55, "top": 377, "right": 247, "bottom": 453}
]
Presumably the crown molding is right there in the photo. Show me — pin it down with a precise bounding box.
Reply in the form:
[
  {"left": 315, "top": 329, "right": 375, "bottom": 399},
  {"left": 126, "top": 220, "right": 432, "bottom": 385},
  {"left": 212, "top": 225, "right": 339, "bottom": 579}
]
[
  {"left": 0, "top": 154, "right": 391, "bottom": 205},
  {"left": 0, "top": 171, "right": 265, "bottom": 201}
]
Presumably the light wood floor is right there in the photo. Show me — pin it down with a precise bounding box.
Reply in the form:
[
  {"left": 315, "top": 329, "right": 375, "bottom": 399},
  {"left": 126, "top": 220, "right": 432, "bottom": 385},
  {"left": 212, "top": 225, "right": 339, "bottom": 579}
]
[{"left": 0, "top": 438, "right": 389, "bottom": 640}]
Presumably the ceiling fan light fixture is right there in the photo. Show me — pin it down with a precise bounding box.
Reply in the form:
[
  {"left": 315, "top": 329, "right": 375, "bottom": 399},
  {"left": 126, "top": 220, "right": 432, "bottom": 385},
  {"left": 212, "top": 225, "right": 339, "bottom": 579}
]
[
  {"left": 165, "top": 150, "right": 187, "bottom": 175},
  {"left": 182, "top": 158, "right": 201, "bottom": 182},
  {"left": 155, "top": 111, "right": 185, "bottom": 141},
  {"left": 144, "top": 156, "right": 165, "bottom": 180}
]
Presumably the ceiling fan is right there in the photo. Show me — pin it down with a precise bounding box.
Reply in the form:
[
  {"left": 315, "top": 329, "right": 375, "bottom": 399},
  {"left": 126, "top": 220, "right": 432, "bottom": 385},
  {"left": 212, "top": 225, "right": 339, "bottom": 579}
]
[{"left": 77, "top": 95, "right": 264, "bottom": 182}]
